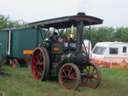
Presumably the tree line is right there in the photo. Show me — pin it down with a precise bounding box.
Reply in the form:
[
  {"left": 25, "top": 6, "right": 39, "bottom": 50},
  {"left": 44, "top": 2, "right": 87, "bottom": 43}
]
[
  {"left": 84, "top": 27, "right": 128, "bottom": 46},
  {"left": 0, "top": 15, "right": 25, "bottom": 29}
]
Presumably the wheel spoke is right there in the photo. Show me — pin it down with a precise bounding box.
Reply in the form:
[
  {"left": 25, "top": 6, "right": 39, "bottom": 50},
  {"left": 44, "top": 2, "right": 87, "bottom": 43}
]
[
  {"left": 68, "top": 67, "right": 73, "bottom": 77},
  {"left": 86, "top": 66, "right": 90, "bottom": 72},
  {"left": 62, "top": 69, "right": 68, "bottom": 78}
]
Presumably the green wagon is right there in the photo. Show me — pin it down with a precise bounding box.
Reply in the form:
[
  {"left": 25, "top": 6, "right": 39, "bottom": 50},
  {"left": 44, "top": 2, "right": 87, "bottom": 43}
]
[
  {"left": 0, "top": 30, "right": 8, "bottom": 64},
  {"left": 0, "top": 27, "right": 45, "bottom": 66}
]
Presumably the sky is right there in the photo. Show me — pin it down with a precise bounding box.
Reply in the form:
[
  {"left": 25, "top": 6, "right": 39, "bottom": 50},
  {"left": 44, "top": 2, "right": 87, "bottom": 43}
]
[{"left": 0, "top": 0, "right": 127, "bottom": 27}]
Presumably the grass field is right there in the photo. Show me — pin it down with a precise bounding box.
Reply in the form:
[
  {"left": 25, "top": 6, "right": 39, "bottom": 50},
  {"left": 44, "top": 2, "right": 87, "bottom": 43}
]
[{"left": 0, "top": 66, "right": 128, "bottom": 96}]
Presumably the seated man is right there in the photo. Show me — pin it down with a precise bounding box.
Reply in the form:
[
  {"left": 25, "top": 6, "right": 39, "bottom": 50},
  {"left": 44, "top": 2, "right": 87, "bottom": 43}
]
[
  {"left": 50, "top": 32, "right": 59, "bottom": 43},
  {"left": 69, "top": 38, "right": 76, "bottom": 50},
  {"left": 49, "top": 32, "right": 63, "bottom": 54}
]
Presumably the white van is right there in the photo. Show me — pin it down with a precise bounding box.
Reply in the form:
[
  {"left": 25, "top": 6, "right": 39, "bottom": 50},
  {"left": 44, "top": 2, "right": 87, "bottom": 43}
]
[{"left": 90, "top": 42, "right": 128, "bottom": 68}]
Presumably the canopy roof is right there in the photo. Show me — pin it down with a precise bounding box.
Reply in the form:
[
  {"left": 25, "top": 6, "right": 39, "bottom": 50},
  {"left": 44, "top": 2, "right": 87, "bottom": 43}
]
[{"left": 29, "top": 12, "right": 103, "bottom": 29}]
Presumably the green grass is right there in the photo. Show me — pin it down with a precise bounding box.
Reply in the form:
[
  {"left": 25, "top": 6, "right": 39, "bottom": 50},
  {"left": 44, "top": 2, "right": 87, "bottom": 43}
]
[{"left": 0, "top": 66, "right": 128, "bottom": 96}]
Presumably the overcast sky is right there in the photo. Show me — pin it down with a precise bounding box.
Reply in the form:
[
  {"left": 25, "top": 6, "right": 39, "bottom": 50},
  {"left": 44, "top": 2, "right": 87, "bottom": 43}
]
[{"left": 0, "top": 0, "right": 127, "bottom": 27}]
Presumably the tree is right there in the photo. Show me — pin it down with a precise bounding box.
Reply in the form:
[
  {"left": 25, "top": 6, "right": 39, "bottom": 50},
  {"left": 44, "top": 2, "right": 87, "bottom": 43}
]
[
  {"left": 114, "top": 27, "right": 128, "bottom": 42},
  {"left": 0, "top": 15, "right": 25, "bottom": 29},
  {"left": 83, "top": 27, "right": 115, "bottom": 46}
]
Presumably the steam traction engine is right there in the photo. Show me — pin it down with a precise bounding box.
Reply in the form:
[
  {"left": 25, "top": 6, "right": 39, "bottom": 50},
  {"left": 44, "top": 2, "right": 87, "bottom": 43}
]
[{"left": 30, "top": 12, "right": 103, "bottom": 90}]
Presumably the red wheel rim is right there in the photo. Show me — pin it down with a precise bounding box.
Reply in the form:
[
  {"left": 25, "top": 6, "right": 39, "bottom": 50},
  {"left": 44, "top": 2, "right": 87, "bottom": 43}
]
[
  {"left": 32, "top": 48, "right": 44, "bottom": 80},
  {"left": 60, "top": 65, "right": 78, "bottom": 89}
]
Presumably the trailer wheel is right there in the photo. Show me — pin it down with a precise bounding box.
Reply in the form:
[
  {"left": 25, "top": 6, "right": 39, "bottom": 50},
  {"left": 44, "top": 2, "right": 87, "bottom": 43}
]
[
  {"left": 9, "top": 59, "right": 19, "bottom": 68},
  {"left": 81, "top": 64, "right": 101, "bottom": 88},
  {"left": 32, "top": 47, "right": 49, "bottom": 81},
  {"left": 0, "top": 56, "right": 7, "bottom": 65},
  {"left": 59, "top": 63, "right": 81, "bottom": 90}
]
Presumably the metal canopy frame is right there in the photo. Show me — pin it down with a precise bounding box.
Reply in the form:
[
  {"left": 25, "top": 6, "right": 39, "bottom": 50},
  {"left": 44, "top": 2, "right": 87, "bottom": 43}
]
[{"left": 29, "top": 13, "right": 103, "bottom": 29}]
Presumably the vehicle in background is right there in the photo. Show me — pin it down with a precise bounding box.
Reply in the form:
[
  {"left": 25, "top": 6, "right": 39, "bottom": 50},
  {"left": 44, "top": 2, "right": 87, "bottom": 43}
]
[{"left": 90, "top": 42, "right": 128, "bottom": 68}]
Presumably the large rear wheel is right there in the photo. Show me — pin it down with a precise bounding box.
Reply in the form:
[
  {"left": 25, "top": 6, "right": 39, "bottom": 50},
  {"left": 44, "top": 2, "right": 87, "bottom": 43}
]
[
  {"left": 32, "top": 47, "right": 49, "bottom": 80},
  {"left": 59, "top": 63, "right": 81, "bottom": 90}
]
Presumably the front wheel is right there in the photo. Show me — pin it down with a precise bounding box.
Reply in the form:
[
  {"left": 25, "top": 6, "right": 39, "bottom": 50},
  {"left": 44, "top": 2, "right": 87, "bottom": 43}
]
[
  {"left": 59, "top": 63, "right": 81, "bottom": 90},
  {"left": 81, "top": 64, "right": 101, "bottom": 88}
]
